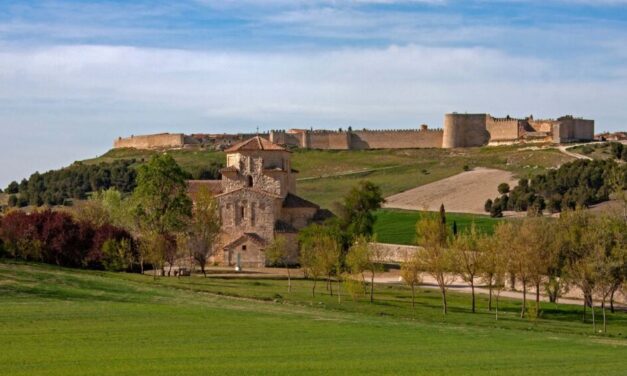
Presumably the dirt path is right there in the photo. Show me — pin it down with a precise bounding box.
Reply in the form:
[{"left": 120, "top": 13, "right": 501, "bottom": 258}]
[
  {"left": 557, "top": 144, "right": 593, "bottom": 160},
  {"left": 383, "top": 167, "right": 517, "bottom": 214}
]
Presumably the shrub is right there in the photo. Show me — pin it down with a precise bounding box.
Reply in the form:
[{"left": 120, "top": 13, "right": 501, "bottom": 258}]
[
  {"left": 497, "top": 183, "right": 510, "bottom": 195},
  {"left": 484, "top": 199, "right": 493, "bottom": 213},
  {"left": 0, "top": 210, "right": 134, "bottom": 270}
]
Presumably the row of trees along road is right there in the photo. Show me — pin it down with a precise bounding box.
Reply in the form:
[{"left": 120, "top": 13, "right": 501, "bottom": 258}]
[{"left": 406, "top": 205, "right": 626, "bottom": 333}]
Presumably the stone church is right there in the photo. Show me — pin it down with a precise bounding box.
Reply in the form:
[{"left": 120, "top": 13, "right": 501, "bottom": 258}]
[{"left": 188, "top": 136, "right": 329, "bottom": 268}]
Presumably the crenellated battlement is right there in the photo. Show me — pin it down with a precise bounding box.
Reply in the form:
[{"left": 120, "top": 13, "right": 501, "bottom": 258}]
[{"left": 114, "top": 112, "right": 594, "bottom": 151}]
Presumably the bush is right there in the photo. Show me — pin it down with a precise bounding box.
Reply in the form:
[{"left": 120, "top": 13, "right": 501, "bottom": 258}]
[
  {"left": 5, "top": 181, "right": 19, "bottom": 194},
  {"left": 487, "top": 159, "right": 624, "bottom": 213},
  {"left": 497, "top": 183, "right": 510, "bottom": 195},
  {"left": 15, "top": 160, "right": 137, "bottom": 207},
  {"left": 484, "top": 199, "right": 493, "bottom": 213},
  {"left": 7, "top": 195, "right": 17, "bottom": 207},
  {"left": 463, "top": 165, "right": 470, "bottom": 171},
  {"left": 610, "top": 142, "right": 623, "bottom": 160},
  {"left": 0, "top": 210, "right": 134, "bottom": 270}
]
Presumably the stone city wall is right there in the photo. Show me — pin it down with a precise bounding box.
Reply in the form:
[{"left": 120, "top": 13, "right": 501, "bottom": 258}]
[
  {"left": 114, "top": 133, "right": 185, "bottom": 149},
  {"left": 350, "top": 129, "right": 443, "bottom": 149},
  {"left": 486, "top": 117, "right": 520, "bottom": 143}
]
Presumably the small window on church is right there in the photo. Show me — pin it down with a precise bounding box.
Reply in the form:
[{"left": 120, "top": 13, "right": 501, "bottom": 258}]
[
  {"left": 240, "top": 206, "right": 245, "bottom": 219},
  {"left": 242, "top": 245, "right": 247, "bottom": 251},
  {"left": 247, "top": 175, "right": 253, "bottom": 187}
]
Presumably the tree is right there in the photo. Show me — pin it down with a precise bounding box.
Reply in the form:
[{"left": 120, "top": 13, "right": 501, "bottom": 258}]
[
  {"left": 101, "top": 238, "right": 133, "bottom": 272},
  {"left": 484, "top": 199, "right": 493, "bottom": 213},
  {"left": 400, "top": 251, "right": 422, "bottom": 316},
  {"left": 498, "top": 183, "right": 510, "bottom": 195},
  {"left": 185, "top": 187, "right": 220, "bottom": 277},
  {"left": 522, "top": 217, "right": 553, "bottom": 317},
  {"left": 336, "top": 181, "right": 385, "bottom": 248},
  {"left": 266, "top": 236, "right": 293, "bottom": 292},
  {"left": 559, "top": 209, "right": 597, "bottom": 323},
  {"left": 451, "top": 224, "right": 482, "bottom": 313},
  {"left": 346, "top": 235, "right": 384, "bottom": 303},
  {"left": 131, "top": 154, "right": 192, "bottom": 275},
  {"left": 299, "top": 224, "right": 340, "bottom": 297},
  {"left": 416, "top": 213, "right": 454, "bottom": 314},
  {"left": 5, "top": 181, "right": 19, "bottom": 194},
  {"left": 479, "top": 231, "right": 508, "bottom": 319}
]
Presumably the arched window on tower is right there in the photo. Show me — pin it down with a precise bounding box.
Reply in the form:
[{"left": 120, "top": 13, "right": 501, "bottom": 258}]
[{"left": 247, "top": 175, "right": 253, "bottom": 187}]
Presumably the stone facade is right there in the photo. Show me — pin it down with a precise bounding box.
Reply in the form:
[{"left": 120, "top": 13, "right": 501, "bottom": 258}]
[
  {"left": 189, "top": 136, "right": 327, "bottom": 268},
  {"left": 443, "top": 113, "right": 595, "bottom": 148},
  {"left": 114, "top": 133, "right": 186, "bottom": 149},
  {"left": 269, "top": 127, "right": 444, "bottom": 150}
]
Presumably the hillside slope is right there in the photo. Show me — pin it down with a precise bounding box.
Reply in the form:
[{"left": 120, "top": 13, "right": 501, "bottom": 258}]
[{"left": 84, "top": 146, "right": 573, "bottom": 209}]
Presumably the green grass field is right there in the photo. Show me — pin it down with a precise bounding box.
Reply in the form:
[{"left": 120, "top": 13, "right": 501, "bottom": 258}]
[
  {"left": 1, "top": 262, "right": 625, "bottom": 375},
  {"left": 85, "top": 145, "right": 573, "bottom": 209},
  {"left": 374, "top": 209, "right": 501, "bottom": 245}
]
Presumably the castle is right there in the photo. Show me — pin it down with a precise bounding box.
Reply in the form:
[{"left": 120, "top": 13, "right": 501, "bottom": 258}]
[
  {"left": 113, "top": 113, "right": 594, "bottom": 151},
  {"left": 188, "top": 136, "right": 329, "bottom": 268}
]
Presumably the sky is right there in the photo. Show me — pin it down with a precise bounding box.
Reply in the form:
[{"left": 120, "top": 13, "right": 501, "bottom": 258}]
[{"left": 1, "top": 0, "right": 627, "bottom": 187}]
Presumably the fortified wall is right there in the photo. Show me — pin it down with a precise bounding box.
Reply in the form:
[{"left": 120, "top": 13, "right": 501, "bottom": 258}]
[
  {"left": 113, "top": 113, "right": 594, "bottom": 151},
  {"left": 114, "top": 133, "right": 265, "bottom": 150},
  {"left": 269, "top": 125, "right": 443, "bottom": 150},
  {"left": 114, "top": 133, "right": 186, "bottom": 149},
  {"left": 442, "top": 113, "right": 594, "bottom": 148}
]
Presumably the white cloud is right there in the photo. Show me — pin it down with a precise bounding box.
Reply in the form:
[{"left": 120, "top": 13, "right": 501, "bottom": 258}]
[{"left": 0, "top": 43, "right": 625, "bottom": 186}]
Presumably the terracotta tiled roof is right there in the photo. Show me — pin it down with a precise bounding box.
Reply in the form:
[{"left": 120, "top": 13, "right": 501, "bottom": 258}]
[
  {"left": 225, "top": 136, "right": 286, "bottom": 153},
  {"left": 187, "top": 180, "right": 223, "bottom": 199},
  {"left": 283, "top": 193, "right": 319, "bottom": 209}
]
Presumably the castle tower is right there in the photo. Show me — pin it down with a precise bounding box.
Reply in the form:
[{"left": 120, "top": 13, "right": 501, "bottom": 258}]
[{"left": 221, "top": 136, "right": 296, "bottom": 197}]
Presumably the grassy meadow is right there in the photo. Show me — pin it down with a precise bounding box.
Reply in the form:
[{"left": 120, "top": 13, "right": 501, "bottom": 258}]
[
  {"left": 86, "top": 145, "right": 573, "bottom": 209},
  {"left": 1, "top": 262, "right": 626, "bottom": 375},
  {"left": 374, "top": 209, "right": 501, "bottom": 245}
]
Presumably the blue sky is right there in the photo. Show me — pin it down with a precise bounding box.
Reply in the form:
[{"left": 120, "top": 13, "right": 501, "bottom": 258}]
[{"left": 1, "top": 0, "right": 627, "bottom": 186}]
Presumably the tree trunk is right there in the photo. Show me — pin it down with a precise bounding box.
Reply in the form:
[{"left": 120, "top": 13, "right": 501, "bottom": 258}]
[
  {"left": 441, "top": 286, "right": 448, "bottom": 315},
  {"left": 582, "top": 298, "right": 587, "bottom": 323},
  {"left": 535, "top": 281, "right": 540, "bottom": 317},
  {"left": 329, "top": 274, "right": 334, "bottom": 296},
  {"left": 337, "top": 276, "right": 342, "bottom": 304},
  {"left": 602, "top": 300, "right": 607, "bottom": 334},
  {"left": 312, "top": 277, "right": 317, "bottom": 297},
  {"left": 470, "top": 279, "right": 476, "bottom": 313},
  {"left": 411, "top": 284, "right": 416, "bottom": 318},
  {"left": 370, "top": 271, "right": 375, "bottom": 303},
  {"left": 610, "top": 286, "right": 617, "bottom": 314},
  {"left": 509, "top": 273, "right": 516, "bottom": 290},
  {"left": 591, "top": 299, "right": 596, "bottom": 333},
  {"left": 361, "top": 272, "right": 368, "bottom": 294},
  {"left": 495, "top": 292, "right": 500, "bottom": 321},
  {"left": 139, "top": 255, "right": 144, "bottom": 274},
  {"left": 488, "top": 283, "right": 493, "bottom": 312},
  {"left": 201, "top": 265, "right": 207, "bottom": 278},
  {"left": 286, "top": 265, "right": 291, "bottom": 294},
  {"left": 520, "top": 281, "right": 527, "bottom": 318}
]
